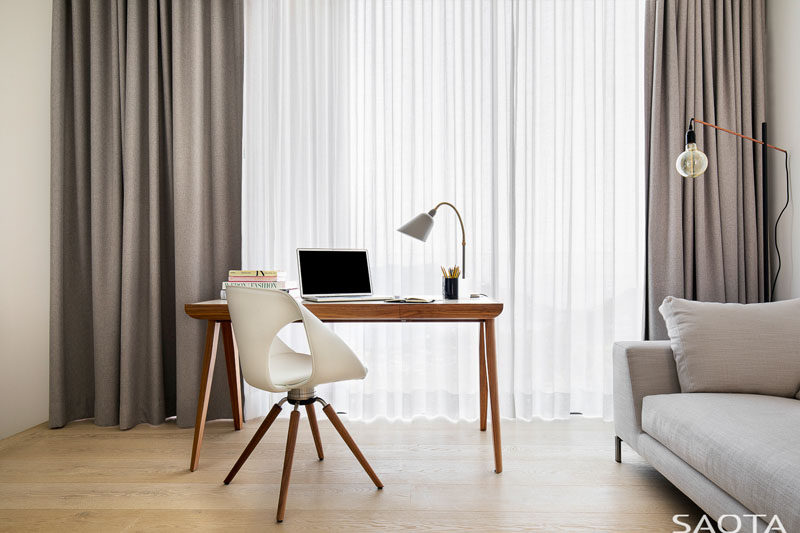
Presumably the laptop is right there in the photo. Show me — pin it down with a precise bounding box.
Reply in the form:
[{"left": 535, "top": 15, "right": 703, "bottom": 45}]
[{"left": 297, "top": 248, "right": 394, "bottom": 302}]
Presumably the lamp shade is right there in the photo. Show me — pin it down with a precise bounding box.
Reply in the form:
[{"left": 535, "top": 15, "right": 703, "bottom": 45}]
[{"left": 397, "top": 211, "right": 435, "bottom": 241}]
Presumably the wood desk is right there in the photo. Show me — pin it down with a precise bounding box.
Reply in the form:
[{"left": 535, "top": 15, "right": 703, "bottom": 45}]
[{"left": 184, "top": 298, "right": 504, "bottom": 473}]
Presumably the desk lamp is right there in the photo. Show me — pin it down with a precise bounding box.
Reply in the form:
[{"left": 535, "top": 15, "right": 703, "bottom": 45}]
[{"left": 398, "top": 201, "right": 466, "bottom": 279}]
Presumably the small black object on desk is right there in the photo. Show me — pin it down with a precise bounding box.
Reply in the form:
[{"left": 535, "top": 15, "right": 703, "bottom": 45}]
[{"left": 443, "top": 277, "right": 459, "bottom": 300}]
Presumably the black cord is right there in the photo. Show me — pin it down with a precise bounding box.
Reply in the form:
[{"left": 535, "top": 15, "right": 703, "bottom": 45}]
[{"left": 770, "top": 151, "right": 791, "bottom": 299}]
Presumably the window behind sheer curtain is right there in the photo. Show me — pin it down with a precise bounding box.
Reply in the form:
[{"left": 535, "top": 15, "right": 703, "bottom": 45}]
[{"left": 242, "top": 0, "right": 645, "bottom": 421}]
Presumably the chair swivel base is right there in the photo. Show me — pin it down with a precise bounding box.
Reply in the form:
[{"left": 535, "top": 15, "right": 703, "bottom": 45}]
[{"left": 223, "top": 393, "right": 383, "bottom": 523}]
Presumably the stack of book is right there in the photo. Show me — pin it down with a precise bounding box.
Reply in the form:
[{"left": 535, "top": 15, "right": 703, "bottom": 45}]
[{"left": 220, "top": 270, "right": 298, "bottom": 300}]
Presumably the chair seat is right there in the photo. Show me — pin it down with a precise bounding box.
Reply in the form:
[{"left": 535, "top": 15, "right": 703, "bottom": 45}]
[{"left": 270, "top": 352, "right": 313, "bottom": 387}]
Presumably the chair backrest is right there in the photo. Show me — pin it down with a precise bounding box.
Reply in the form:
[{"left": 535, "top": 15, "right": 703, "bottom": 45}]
[
  {"left": 227, "top": 287, "right": 367, "bottom": 392},
  {"left": 227, "top": 287, "right": 304, "bottom": 392}
]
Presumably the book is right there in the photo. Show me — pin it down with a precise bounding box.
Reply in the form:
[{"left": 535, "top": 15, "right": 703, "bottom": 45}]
[
  {"left": 385, "top": 296, "right": 436, "bottom": 303},
  {"left": 223, "top": 281, "right": 290, "bottom": 289},
  {"left": 228, "top": 275, "right": 284, "bottom": 282},
  {"left": 228, "top": 270, "right": 285, "bottom": 277},
  {"left": 222, "top": 280, "right": 297, "bottom": 290},
  {"left": 221, "top": 286, "right": 297, "bottom": 300}
]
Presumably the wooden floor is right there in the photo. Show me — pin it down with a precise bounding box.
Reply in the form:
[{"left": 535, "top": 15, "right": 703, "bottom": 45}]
[{"left": 0, "top": 415, "right": 702, "bottom": 532}]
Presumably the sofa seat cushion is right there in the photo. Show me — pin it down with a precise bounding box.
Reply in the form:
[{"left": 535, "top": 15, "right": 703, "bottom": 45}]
[{"left": 642, "top": 393, "right": 800, "bottom": 531}]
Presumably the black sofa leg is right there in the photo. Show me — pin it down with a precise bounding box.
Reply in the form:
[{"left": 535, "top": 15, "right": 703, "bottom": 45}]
[{"left": 615, "top": 436, "right": 622, "bottom": 463}]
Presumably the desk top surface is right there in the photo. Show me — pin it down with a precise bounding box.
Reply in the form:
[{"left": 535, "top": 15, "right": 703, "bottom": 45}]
[{"left": 185, "top": 297, "right": 503, "bottom": 322}]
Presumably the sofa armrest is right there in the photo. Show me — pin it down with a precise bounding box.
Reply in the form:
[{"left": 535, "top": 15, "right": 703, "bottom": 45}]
[{"left": 613, "top": 341, "right": 681, "bottom": 450}]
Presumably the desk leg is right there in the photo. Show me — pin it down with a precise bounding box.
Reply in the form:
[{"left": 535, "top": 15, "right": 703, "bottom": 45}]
[
  {"left": 221, "top": 321, "right": 244, "bottom": 430},
  {"left": 484, "top": 318, "right": 502, "bottom": 473},
  {"left": 479, "top": 321, "right": 488, "bottom": 431},
  {"left": 190, "top": 320, "right": 220, "bottom": 472}
]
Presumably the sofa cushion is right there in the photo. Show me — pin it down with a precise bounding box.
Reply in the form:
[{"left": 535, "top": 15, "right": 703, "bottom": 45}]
[
  {"left": 658, "top": 296, "right": 800, "bottom": 397},
  {"left": 642, "top": 393, "right": 800, "bottom": 532}
]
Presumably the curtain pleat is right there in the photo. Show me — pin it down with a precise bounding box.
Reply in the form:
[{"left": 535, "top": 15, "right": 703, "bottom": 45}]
[
  {"left": 242, "top": 0, "right": 645, "bottom": 421},
  {"left": 50, "top": 0, "right": 244, "bottom": 429},
  {"left": 644, "top": 0, "right": 766, "bottom": 340}
]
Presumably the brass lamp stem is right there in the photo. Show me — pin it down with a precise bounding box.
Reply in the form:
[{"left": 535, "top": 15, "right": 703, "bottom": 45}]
[{"left": 432, "top": 201, "right": 466, "bottom": 279}]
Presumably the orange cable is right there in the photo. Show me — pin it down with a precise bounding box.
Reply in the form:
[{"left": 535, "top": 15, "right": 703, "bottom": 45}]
[{"left": 692, "top": 118, "right": 788, "bottom": 154}]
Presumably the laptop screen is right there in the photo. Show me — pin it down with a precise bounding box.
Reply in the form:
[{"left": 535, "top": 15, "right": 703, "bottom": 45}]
[{"left": 297, "top": 249, "right": 373, "bottom": 296}]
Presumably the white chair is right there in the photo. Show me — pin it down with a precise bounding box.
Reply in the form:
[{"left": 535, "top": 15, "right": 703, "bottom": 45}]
[{"left": 223, "top": 287, "right": 383, "bottom": 522}]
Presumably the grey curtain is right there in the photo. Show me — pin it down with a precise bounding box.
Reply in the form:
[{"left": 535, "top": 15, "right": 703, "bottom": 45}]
[
  {"left": 644, "top": 0, "right": 766, "bottom": 339},
  {"left": 50, "top": 0, "right": 243, "bottom": 429}
]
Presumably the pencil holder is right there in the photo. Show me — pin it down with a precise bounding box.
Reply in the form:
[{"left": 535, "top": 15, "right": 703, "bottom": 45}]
[{"left": 442, "top": 277, "right": 459, "bottom": 300}]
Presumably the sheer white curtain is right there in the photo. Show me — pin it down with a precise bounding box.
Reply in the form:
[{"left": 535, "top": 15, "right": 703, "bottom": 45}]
[{"left": 242, "top": 0, "right": 645, "bottom": 421}]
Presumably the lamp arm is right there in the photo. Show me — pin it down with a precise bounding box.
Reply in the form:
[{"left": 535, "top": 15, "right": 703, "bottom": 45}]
[
  {"left": 432, "top": 201, "right": 467, "bottom": 279},
  {"left": 691, "top": 118, "right": 788, "bottom": 154},
  {"left": 687, "top": 118, "right": 791, "bottom": 302}
]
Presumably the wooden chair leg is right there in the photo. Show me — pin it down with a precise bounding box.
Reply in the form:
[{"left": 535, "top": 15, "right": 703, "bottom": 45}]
[
  {"left": 306, "top": 403, "right": 324, "bottom": 460},
  {"left": 224, "top": 402, "right": 283, "bottom": 485},
  {"left": 615, "top": 436, "right": 622, "bottom": 463},
  {"left": 479, "top": 321, "right": 488, "bottom": 431},
  {"left": 190, "top": 321, "right": 220, "bottom": 472},
  {"left": 276, "top": 408, "right": 301, "bottom": 523},
  {"left": 322, "top": 404, "right": 383, "bottom": 489}
]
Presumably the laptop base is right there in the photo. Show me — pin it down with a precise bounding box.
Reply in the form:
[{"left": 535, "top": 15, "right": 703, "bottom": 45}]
[{"left": 302, "top": 295, "right": 395, "bottom": 303}]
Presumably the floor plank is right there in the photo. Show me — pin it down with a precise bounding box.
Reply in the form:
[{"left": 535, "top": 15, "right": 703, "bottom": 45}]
[{"left": 0, "top": 417, "right": 703, "bottom": 531}]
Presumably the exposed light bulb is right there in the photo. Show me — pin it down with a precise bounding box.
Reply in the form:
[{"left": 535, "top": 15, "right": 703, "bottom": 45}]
[
  {"left": 675, "top": 121, "right": 709, "bottom": 178},
  {"left": 676, "top": 142, "right": 709, "bottom": 178}
]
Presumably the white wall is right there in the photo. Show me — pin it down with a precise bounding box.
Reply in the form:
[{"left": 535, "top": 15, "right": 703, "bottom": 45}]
[
  {"left": 0, "top": 0, "right": 52, "bottom": 440},
  {"left": 767, "top": 0, "right": 800, "bottom": 299}
]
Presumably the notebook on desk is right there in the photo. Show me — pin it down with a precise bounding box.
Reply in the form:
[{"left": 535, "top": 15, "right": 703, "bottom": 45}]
[
  {"left": 297, "top": 248, "right": 396, "bottom": 302},
  {"left": 385, "top": 296, "right": 435, "bottom": 303}
]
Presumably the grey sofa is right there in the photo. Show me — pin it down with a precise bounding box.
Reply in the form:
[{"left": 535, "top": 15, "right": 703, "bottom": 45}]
[{"left": 613, "top": 341, "right": 800, "bottom": 532}]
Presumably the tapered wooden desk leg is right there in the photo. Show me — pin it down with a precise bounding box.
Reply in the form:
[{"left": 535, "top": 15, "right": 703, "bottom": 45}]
[
  {"left": 190, "top": 320, "right": 220, "bottom": 472},
  {"left": 224, "top": 402, "right": 283, "bottom": 484},
  {"left": 322, "top": 404, "right": 383, "bottom": 488},
  {"left": 221, "top": 321, "right": 243, "bottom": 430},
  {"left": 484, "top": 318, "right": 502, "bottom": 473},
  {"left": 276, "top": 409, "right": 300, "bottom": 523},
  {"left": 479, "top": 321, "right": 488, "bottom": 431},
  {"left": 306, "top": 403, "right": 324, "bottom": 460}
]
